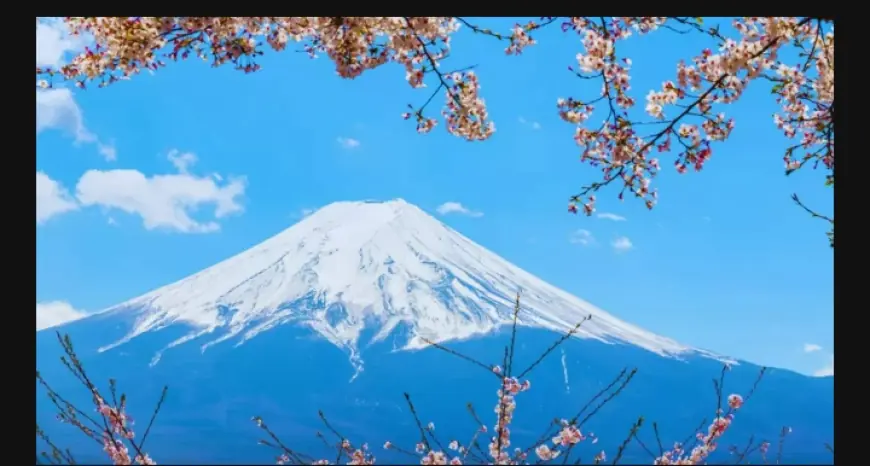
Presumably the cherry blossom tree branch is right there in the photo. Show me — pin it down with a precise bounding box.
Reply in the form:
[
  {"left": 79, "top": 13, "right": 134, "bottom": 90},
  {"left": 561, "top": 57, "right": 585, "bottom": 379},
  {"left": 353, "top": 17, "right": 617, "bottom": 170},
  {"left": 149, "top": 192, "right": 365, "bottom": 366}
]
[{"left": 35, "top": 17, "right": 835, "bottom": 246}]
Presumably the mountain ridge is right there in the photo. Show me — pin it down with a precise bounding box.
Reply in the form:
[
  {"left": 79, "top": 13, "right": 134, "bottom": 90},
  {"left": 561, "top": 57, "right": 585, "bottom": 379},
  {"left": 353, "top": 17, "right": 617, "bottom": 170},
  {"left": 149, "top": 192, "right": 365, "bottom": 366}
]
[
  {"left": 73, "top": 199, "right": 724, "bottom": 374},
  {"left": 35, "top": 199, "right": 833, "bottom": 464}
]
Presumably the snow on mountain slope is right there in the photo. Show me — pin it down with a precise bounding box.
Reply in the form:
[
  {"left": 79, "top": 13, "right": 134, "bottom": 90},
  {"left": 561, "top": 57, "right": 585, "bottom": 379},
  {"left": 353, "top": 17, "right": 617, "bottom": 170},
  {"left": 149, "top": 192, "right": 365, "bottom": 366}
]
[{"left": 94, "top": 199, "right": 703, "bottom": 369}]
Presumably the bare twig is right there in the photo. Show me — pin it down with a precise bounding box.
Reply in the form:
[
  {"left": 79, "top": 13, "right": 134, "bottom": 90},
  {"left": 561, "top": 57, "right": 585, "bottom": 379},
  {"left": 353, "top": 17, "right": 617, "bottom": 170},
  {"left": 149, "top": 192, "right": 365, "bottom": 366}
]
[
  {"left": 652, "top": 422, "right": 665, "bottom": 457},
  {"left": 612, "top": 417, "right": 644, "bottom": 465},
  {"left": 252, "top": 416, "right": 311, "bottom": 464},
  {"left": 421, "top": 337, "right": 500, "bottom": 377},
  {"left": 136, "top": 386, "right": 168, "bottom": 452},
  {"left": 578, "top": 369, "right": 638, "bottom": 427},
  {"left": 517, "top": 315, "right": 591, "bottom": 379},
  {"left": 318, "top": 410, "right": 351, "bottom": 463},
  {"left": 731, "top": 434, "right": 756, "bottom": 464},
  {"left": 404, "top": 393, "right": 432, "bottom": 452},
  {"left": 791, "top": 193, "right": 834, "bottom": 223}
]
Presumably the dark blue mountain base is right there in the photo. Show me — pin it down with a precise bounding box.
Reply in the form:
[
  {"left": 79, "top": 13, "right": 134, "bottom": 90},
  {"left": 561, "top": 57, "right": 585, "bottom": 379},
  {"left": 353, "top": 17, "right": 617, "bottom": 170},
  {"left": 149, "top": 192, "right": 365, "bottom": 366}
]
[{"left": 37, "top": 320, "right": 833, "bottom": 465}]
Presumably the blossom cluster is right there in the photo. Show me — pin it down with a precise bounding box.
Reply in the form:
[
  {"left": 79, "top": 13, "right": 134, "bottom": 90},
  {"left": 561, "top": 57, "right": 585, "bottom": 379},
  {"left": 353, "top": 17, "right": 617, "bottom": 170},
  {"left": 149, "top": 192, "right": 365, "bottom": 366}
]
[
  {"left": 560, "top": 17, "right": 832, "bottom": 217},
  {"left": 93, "top": 394, "right": 156, "bottom": 465},
  {"left": 534, "top": 420, "right": 601, "bottom": 462},
  {"left": 43, "top": 328, "right": 791, "bottom": 466},
  {"left": 653, "top": 394, "right": 745, "bottom": 465},
  {"left": 35, "top": 17, "right": 833, "bottom": 231}
]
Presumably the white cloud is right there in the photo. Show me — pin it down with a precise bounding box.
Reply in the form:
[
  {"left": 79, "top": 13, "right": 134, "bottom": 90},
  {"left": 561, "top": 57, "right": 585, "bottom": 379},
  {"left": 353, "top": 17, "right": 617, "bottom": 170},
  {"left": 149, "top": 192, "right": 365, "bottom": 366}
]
[
  {"left": 436, "top": 202, "right": 483, "bottom": 218},
  {"left": 612, "top": 236, "right": 633, "bottom": 252},
  {"left": 167, "top": 149, "right": 198, "bottom": 173},
  {"left": 570, "top": 229, "right": 594, "bottom": 246},
  {"left": 36, "top": 20, "right": 90, "bottom": 142},
  {"left": 36, "top": 88, "right": 95, "bottom": 143},
  {"left": 74, "top": 151, "right": 246, "bottom": 233},
  {"left": 37, "top": 301, "right": 88, "bottom": 331},
  {"left": 98, "top": 143, "right": 117, "bottom": 162},
  {"left": 36, "top": 18, "right": 88, "bottom": 68},
  {"left": 531, "top": 121, "right": 542, "bottom": 130},
  {"left": 36, "top": 20, "right": 114, "bottom": 161},
  {"left": 337, "top": 137, "right": 361, "bottom": 149},
  {"left": 813, "top": 355, "right": 834, "bottom": 377},
  {"left": 597, "top": 212, "right": 627, "bottom": 221},
  {"left": 37, "top": 88, "right": 116, "bottom": 160},
  {"left": 37, "top": 171, "right": 79, "bottom": 223},
  {"left": 803, "top": 343, "right": 822, "bottom": 353}
]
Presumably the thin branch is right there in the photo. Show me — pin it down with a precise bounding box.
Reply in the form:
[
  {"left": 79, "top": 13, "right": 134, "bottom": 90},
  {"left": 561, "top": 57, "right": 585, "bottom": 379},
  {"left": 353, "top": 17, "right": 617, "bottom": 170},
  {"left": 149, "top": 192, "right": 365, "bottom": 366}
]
[
  {"left": 506, "top": 292, "right": 522, "bottom": 376},
  {"left": 404, "top": 393, "right": 431, "bottom": 452},
  {"left": 652, "top": 422, "right": 665, "bottom": 457},
  {"left": 516, "top": 316, "right": 591, "bottom": 379},
  {"left": 421, "top": 337, "right": 500, "bottom": 377},
  {"left": 578, "top": 369, "right": 638, "bottom": 427},
  {"left": 633, "top": 433, "right": 657, "bottom": 460},
  {"left": 136, "top": 386, "right": 168, "bottom": 452},
  {"left": 791, "top": 193, "right": 833, "bottom": 223},
  {"left": 611, "top": 417, "right": 644, "bottom": 465},
  {"left": 731, "top": 434, "right": 756, "bottom": 464}
]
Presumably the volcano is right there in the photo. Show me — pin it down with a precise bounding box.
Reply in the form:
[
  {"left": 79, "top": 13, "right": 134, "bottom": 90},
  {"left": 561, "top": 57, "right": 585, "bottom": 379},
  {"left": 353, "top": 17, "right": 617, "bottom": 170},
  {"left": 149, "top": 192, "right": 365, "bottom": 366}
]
[{"left": 36, "top": 199, "right": 833, "bottom": 464}]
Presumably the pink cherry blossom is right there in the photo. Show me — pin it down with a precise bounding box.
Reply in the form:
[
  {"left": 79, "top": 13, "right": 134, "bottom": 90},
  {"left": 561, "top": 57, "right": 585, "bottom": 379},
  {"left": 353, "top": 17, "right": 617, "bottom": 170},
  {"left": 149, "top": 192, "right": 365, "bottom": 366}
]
[
  {"left": 35, "top": 17, "right": 834, "bottom": 245},
  {"left": 727, "top": 394, "right": 744, "bottom": 409}
]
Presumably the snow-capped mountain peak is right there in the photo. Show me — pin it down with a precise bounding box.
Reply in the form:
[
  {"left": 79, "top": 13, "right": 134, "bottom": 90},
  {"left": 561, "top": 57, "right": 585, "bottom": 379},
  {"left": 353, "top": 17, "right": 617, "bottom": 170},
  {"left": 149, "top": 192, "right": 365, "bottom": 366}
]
[{"left": 96, "top": 199, "right": 698, "bottom": 369}]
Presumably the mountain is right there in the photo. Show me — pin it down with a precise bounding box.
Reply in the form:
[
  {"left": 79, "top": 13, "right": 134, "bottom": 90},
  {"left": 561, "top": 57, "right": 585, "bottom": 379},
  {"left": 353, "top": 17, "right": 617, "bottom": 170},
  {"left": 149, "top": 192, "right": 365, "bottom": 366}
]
[{"left": 36, "top": 200, "right": 833, "bottom": 464}]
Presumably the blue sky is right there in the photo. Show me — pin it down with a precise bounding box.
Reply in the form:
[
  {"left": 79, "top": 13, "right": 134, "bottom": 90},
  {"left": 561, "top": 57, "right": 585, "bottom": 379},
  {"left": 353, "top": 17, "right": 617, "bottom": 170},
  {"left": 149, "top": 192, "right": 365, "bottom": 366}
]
[{"left": 36, "top": 18, "right": 833, "bottom": 377}]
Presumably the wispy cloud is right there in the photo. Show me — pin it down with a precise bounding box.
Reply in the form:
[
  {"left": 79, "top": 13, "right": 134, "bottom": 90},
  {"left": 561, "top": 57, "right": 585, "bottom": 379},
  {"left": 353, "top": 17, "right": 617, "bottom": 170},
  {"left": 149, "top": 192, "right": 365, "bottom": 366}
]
[
  {"left": 37, "top": 171, "right": 79, "bottom": 224},
  {"left": 98, "top": 142, "right": 117, "bottom": 161},
  {"left": 806, "top": 344, "right": 833, "bottom": 377},
  {"left": 36, "top": 20, "right": 115, "bottom": 161},
  {"left": 436, "top": 202, "right": 483, "bottom": 218},
  {"left": 518, "top": 116, "right": 542, "bottom": 130},
  {"left": 290, "top": 207, "right": 317, "bottom": 221},
  {"left": 36, "top": 88, "right": 95, "bottom": 144},
  {"left": 75, "top": 150, "right": 246, "bottom": 233},
  {"left": 36, "top": 18, "right": 89, "bottom": 69},
  {"left": 167, "top": 149, "right": 198, "bottom": 173},
  {"left": 813, "top": 355, "right": 834, "bottom": 377},
  {"left": 36, "top": 300, "right": 88, "bottom": 331},
  {"left": 337, "top": 137, "right": 361, "bottom": 149},
  {"left": 570, "top": 229, "right": 594, "bottom": 246},
  {"left": 597, "top": 212, "right": 627, "bottom": 221},
  {"left": 612, "top": 236, "right": 633, "bottom": 252},
  {"left": 803, "top": 343, "right": 822, "bottom": 353}
]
